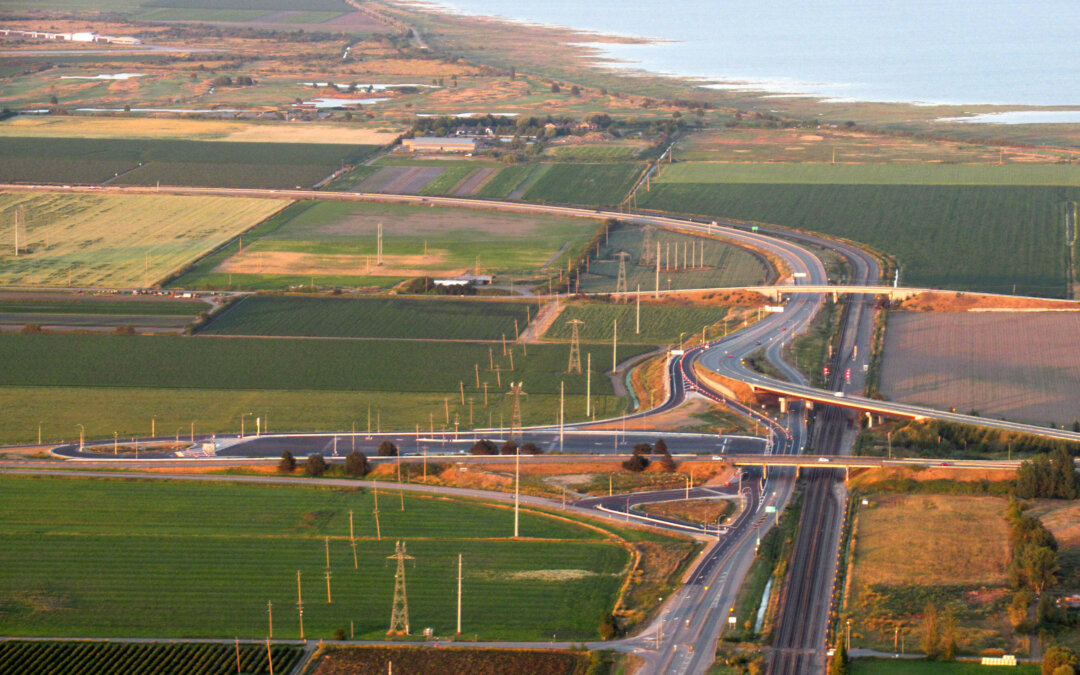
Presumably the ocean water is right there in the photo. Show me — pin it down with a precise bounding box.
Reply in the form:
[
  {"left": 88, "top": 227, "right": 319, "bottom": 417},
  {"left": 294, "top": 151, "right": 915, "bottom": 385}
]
[{"left": 405, "top": 0, "right": 1080, "bottom": 107}]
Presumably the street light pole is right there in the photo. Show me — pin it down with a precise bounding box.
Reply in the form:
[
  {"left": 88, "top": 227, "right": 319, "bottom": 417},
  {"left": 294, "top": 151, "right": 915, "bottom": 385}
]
[{"left": 77, "top": 424, "right": 84, "bottom": 452}]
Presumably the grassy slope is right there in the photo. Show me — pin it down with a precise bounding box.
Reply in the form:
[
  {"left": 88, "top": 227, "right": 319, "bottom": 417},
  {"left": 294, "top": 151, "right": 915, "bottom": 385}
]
[
  {"left": 542, "top": 303, "right": 728, "bottom": 345},
  {"left": 0, "top": 476, "right": 625, "bottom": 640},
  {"left": 523, "top": 163, "right": 643, "bottom": 206}
]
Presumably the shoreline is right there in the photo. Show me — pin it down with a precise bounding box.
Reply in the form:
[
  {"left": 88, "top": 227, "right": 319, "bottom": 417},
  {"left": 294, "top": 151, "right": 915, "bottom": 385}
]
[{"left": 384, "top": 0, "right": 1080, "bottom": 123}]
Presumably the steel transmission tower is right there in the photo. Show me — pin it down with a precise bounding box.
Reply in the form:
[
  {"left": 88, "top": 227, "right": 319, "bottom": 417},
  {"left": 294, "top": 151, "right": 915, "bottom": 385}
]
[
  {"left": 386, "top": 540, "right": 414, "bottom": 635},
  {"left": 615, "top": 251, "right": 631, "bottom": 299},
  {"left": 507, "top": 382, "right": 525, "bottom": 441},
  {"left": 566, "top": 319, "right": 584, "bottom": 374}
]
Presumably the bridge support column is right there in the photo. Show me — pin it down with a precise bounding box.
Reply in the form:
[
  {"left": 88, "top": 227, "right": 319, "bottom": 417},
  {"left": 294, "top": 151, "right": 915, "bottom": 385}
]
[
  {"left": 832, "top": 291, "right": 839, "bottom": 303},
  {"left": 865, "top": 411, "right": 873, "bottom": 429},
  {"left": 795, "top": 465, "right": 800, "bottom": 480},
  {"left": 779, "top": 397, "right": 787, "bottom": 414},
  {"left": 763, "top": 465, "right": 768, "bottom": 482},
  {"left": 845, "top": 466, "right": 850, "bottom": 482}
]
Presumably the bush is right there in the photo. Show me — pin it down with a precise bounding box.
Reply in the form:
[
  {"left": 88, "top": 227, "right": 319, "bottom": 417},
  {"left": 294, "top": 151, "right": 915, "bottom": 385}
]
[
  {"left": 622, "top": 454, "right": 649, "bottom": 472},
  {"left": 597, "top": 614, "right": 620, "bottom": 640},
  {"left": 377, "top": 440, "right": 398, "bottom": 457},
  {"left": 469, "top": 439, "right": 497, "bottom": 455},
  {"left": 501, "top": 439, "right": 518, "bottom": 455},
  {"left": 521, "top": 442, "right": 543, "bottom": 455},
  {"left": 305, "top": 453, "right": 327, "bottom": 477},
  {"left": 344, "top": 450, "right": 370, "bottom": 477},
  {"left": 278, "top": 451, "right": 296, "bottom": 473}
]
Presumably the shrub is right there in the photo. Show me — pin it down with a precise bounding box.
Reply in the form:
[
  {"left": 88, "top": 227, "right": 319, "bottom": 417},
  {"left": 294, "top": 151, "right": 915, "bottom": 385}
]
[
  {"left": 278, "top": 451, "right": 296, "bottom": 473},
  {"left": 377, "top": 441, "right": 398, "bottom": 457},
  {"left": 305, "top": 453, "right": 327, "bottom": 477},
  {"left": 344, "top": 451, "right": 370, "bottom": 477}
]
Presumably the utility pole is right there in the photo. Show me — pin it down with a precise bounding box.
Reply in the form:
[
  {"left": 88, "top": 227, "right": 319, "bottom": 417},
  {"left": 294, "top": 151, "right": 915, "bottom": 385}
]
[
  {"left": 559, "top": 381, "right": 565, "bottom": 452},
  {"left": 636, "top": 284, "right": 641, "bottom": 334},
  {"left": 655, "top": 241, "right": 660, "bottom": 298},
  {"left": 387, "top": 541, "right": 414, "bottom": 635},
  {"left": 349, "top": 510, "right": 358, "bottom": 569},
  {"left": 324, "top": 537, "right": 332, "bottom": 604},
  {"left": 566, "top": 319, "right": 584, "bottom": 374},
  {"left": 615, "top": 251, "right": 630, "bottom": 298},
  {"left": 296, "top": 571, "right": 304, "bottom": 640},
  {"left": 373, "top": 480, "right": 381, "bottom": 540},
  {"left": 586, "top": 353, "right": 592, "bottom": 417},
  {"left": 612, "top": 319, "right": 618, "bottom": 373},
  {"left": 376, "top": 223, "right": 383, "bottom": 265},
  {"left": 267, "top": 600, "right": 273, "bottom": 638},
  {"left": 456, "top": 553, "right": 463, "bottom": 634},
  {"left": 514, "top": 442, "right": 521, "bottom": 538}
]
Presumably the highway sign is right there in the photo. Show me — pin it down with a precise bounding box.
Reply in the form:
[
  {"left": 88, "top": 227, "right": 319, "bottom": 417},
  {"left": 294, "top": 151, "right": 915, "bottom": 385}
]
[{"left": 765, "top": 505, "right": 777, "bottom": 513}]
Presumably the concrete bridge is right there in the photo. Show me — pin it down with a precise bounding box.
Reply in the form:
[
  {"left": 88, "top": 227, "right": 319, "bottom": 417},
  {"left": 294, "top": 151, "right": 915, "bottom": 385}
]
[{"left": 727, "top": 453, "right": 1021, "bottom": 481}]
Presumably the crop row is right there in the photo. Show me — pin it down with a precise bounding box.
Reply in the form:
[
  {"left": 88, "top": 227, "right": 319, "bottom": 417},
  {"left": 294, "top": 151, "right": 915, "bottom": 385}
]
[
  {"left": 0, "top": 137, "right": 378, "bottom": 188},
  {"left": 523, "top": 163, "right": 644, "bottom": 206},
  {"left": 200, "top": 296, "right": 533, "bottom": 340},
  {"left": 640, "top": 183, "right": 1077, "bottom": 296},
  {"left": 0, "top": 477, "right": 626, "bottom": 640},
  {"left": 543, "top": 302, "right": 729, "bottom": 345},
  {"left": 0, "top": 334, "right": 647, "bottom": 395},
  {"left": 0, "top": 641, "right": 300, "bottom": 675}
]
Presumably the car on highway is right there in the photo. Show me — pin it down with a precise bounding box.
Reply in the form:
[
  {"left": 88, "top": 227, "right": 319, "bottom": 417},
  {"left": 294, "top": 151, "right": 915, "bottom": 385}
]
[{"left": 818, "top": 457, "right": 830, "bottom": 462}]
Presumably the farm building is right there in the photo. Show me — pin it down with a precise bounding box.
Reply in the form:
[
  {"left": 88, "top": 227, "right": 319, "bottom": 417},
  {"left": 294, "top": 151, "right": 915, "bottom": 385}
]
[
  {"left": 402, "top": 137, "right": 478, "bottom": 154},
  {"left": 434, "top": 275, "right": 493, "bottom": 288}
]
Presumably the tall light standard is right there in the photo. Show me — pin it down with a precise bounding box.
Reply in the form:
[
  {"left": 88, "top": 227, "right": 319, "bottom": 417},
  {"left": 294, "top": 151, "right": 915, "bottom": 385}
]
[
  {"left": 38, "top": 421, "right": 43, "bottom": 446},
  {"left": 76, "top": 424, "right": 85, "bottom": 452},
  {"left": 241, "top": 412, "right": 253, "bottom": 439},
  {"left": 151, "top": 416, "right": 156, "bottom": 439}
]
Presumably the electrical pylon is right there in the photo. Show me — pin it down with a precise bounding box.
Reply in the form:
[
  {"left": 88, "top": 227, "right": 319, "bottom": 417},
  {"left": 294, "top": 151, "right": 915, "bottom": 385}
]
[
  {"left": 614, "top": 251, "right": 631, "bottom": 299},
  {"left": 386, "top": 540, "right": 414, "bottom": 635},
  {"left": 566, "top": 319, "right": 584, "bottom": 374},
  {"left": 506, "top": 382, "right": 525, "bottom": 441}
]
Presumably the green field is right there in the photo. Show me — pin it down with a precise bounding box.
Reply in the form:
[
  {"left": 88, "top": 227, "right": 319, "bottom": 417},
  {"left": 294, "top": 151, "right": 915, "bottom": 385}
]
[
  {"left": 142, "top": 0, "right": 348, "bottom": 11},
  {"left": 474, "top": 165, "right": 536, "bottom": 199},
  {"left": 419, "top": 166, "right": 477, "bottom": 195},
  {"left": 0, "top": 387, "right": 624, "bottom": 445},
  {"left": 0, "top": 476, "right": 627, "bottom": 640},
  {"left": 578, "top": 225, "right": 770, "bottom": 293},
  {"left": 0, "top": 333, "right": 646, "bottom": 396},
  {"left": 543, "top": 302, "right": 728, "bottom": 345},
  {"left": 656, "top": 162, "right": 1080, "bottom": 185},
  {"left": 170, "top": 200, "right": 599, "bottom": 290},
  {"left": 523, "top": 163, "right": 644, "bottom": 206},
  {"left": 0, "top": 138, "right": 377, "bottom": 189},
  {"left": 0, "top": 295, "right": 206, "bottom": 316},
  {"left": 548, "top": 145, "right": 642, "bottom": 161},
  {"left": 200, "top": 296, "right": 533, "bottom": 340},
  {"left": 0, "top": 641, "right": 302, "bottom": 675},
  {"left": 639, "top": 184, "right": 1077, "bottom": 296}
]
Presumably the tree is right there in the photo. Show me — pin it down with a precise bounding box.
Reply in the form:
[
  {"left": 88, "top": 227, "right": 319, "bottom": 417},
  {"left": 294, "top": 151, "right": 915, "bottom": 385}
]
[
  {"left": 550, "top": 82, "right": 561, "bottom": 93},
  {"left": 49, "top": 95, "right": 59, "bottom": 105},
  {"left": 305, "top": 453, "right": 327, "bottom": 477},
  {"left": 920, "top": 602, "right": 940, "bottom": 659},
  {"left": 654, "top": 438, "right": 668, "bottom": 455},
  {"left": 344, "top": 450, "right": 370, "bottom": 477},
  {"left": 827, "top": 637, "right": 847, "bottom": 675},
  {"left": 1024, "top": 545, "right": 1059, "bottom": 594},
  {"left": 469, "top": 439, "right": 498, "bottom": 455},
  {"left": 377, "top": 440, "right": 398, "bottom": 457},
  {"left": 521, "top": 442, "right": 543, "bottom": 455},
  {"left": 941, "top": 605, "right": 957, "bottom": 661},
  {"left": 632, "top": 442, "right": 652, "bottom": 455},
  {"left": 1043, "top": 646, "right": 1080, "bottom": 675},
  {"left": 278, "top": 451, "right": 296, "bottom": 473},
  {"left": 1008, "top": 590, "right": 1033, "bottom": 630},
  {"left": 623, "top": 453, "right": 649, "bottom": 472},
  {"left": 598, "top": 613, "right": 620, "bottom": 640},
  {"left": 501, "top": 439, "right": 518, "bottom": 455},
  {"left": 570, "top": 85, "right": 581, "bottom": 96}
]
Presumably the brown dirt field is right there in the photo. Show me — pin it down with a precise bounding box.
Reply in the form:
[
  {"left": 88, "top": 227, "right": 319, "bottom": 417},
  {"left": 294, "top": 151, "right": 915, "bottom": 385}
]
[
  {"left": 374, "top": 166, "right": 444, "bottom": 194},
  {"left": 312, "top": 208, "right": 549, "bottom": 238},
  {"left": 454, "top": 167, "right": 497, "bottom": 196},
  {"left": 879, "top": 312, "right": 1080, "bottom": 425},
  {"left": 216, "top": 249, "right": 464, "bottom": 277},
  {"left": 897, "top": 291, "right": 1080, "bottom": 312},
  {"left": 641, "top": 497, "right": 736, "bottom": 526},
  {"left": 849, "top": 466, "right": 1017, "bottom": 487},
  {"left": 851, "top": 494, "right": 1009, "bottom": 588}
]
